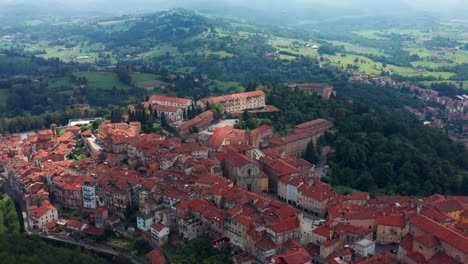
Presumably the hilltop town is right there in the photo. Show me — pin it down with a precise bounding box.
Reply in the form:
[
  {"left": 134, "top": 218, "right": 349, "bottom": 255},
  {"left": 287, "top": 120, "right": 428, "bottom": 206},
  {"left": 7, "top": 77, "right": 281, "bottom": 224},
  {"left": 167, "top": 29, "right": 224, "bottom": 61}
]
[{"left": 0, "top": 86, "right": 467, "bottom": 264}]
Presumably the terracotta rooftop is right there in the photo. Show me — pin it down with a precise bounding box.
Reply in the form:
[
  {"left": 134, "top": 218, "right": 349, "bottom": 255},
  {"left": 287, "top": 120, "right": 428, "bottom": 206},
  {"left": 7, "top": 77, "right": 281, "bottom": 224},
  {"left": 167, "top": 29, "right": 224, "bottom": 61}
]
[
  {"left": 154, "top": 104, "right": 181, "bottom": 113},
  {"left": 433, "top": 199, "right": 464, "bottom": 214},
  {"left": 267, "top": 217, "right": 299, "bottom": 234},
  {"left": 377, "top": 215, "right": 405, "bottom": 228},
  {"left": 202, "top": 90, "right": 265, "bottom": 104},
  {"left": 150, "top": 223, "right": 166, "bottom": 232},
  {"left": 411, "top": 214, "right": 468, "bottom": 253},
  {"left": 414, "top": 234, "right": 438, "bottom": 248},
  {"left": 150, "top": 95, "right": 191, "bottom": 105}
]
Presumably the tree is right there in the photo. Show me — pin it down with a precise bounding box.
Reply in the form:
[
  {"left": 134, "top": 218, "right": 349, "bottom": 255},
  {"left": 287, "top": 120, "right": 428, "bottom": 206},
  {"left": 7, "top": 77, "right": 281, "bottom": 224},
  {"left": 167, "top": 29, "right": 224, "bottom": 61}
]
[
  {"left": 133, "top": 237, "right": 152, "bottom": 255},
  {"left": 210, "top": 102, "right": 224, "bottom": 120},
  {"left": 303, "top": 141, "right": 319, "bottom": 164},
  {"left": 110, "top": 109, "right": 123, "bottom": 123},
  {"left": 161, "top": 112, "right": 169, "bottom": 128}
]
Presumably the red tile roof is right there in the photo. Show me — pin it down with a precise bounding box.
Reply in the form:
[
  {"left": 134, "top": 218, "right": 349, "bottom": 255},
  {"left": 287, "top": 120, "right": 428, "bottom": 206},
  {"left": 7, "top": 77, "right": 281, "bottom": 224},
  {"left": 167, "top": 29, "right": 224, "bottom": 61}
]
[
  {"left": 209, "top": 126, "right": 232, "bottom": 150},
  {"left": 312, "top": 223, "right": 334, "bottom": 238},
  {"left": 427, "top": 251, "right": 464, "bottom": 264},
  {"left": 225, "top": 147, "right": 256, "bottom": 168},
  {"left": 377, "top": 215, "right": 405, "bottom": 228},
  {"left": 399, "top": 234, "right": 413, "bottom": 251},
  {"left": 434, "top": 199, "right": 464, "bottom": 213},
  {"left": 154, "top": 104, "right": 181, "bottom": 113},
  {"left": 346, "top": 192, "right": 370, "bottom": 201},
  {"left": 31, "top": 200, "right": 56, "bottom": 219},
  {"left": 146, "top": 249, "right": 168, "bottom": 264},
  {"left": 256, "top": 239, "right": 276, "bottom": 250},
  {"left": 353, "top": 253, "right": 397, "bottom": 264},
  {"left": 202, "top": 90, "right": 265, "bottom": 104},
  {"left": 407, "top": 251, "right": 426, "bottom": 263},
  {"left": 421, "top": 206, "right": 454, "bottom": 223},
  {"left": 150, "top": 95, "right": 191, "bottom": 105},
  {"left": 267, "top": 217, "right": 299, "bottom": 234},
  {"left": 414, "top": 234, "right": 438, "bottom": 248},
  {"left": 272, "top": 246, "right": 311, "bottom": 264},
  {"left": 294, "top": 118, "right": 332, "bottom": 130},
  {"left": 411, "top": 214, "right": 468, "bottom": 253},
  {"left": 151, "top": 223, "right": 166, "bottom": 232},
  {"left": 263, "top": 156, "right": 300, "bottom": 176}
]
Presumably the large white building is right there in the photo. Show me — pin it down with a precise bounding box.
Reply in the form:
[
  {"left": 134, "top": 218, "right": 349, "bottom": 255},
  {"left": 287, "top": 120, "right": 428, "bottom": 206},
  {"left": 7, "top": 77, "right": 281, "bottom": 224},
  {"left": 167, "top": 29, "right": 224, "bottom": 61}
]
[{"left": 30, "top": 200, "right": 58, "bottom": 231}]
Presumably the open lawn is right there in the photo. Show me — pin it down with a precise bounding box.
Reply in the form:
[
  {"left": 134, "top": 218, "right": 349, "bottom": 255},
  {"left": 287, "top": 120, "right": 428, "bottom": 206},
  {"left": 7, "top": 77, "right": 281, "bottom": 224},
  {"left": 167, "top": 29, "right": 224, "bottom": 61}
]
[
  {"left": 330, "top": 41, "right": 383, "bottom": 56},
  {"left": 205, "top": 50, "right": 234, "bottom": 57},
  {"left": 73, "top": 72, "right": 131, "bottom": 90},
  {"left": 46, "top": 77, "right": 75, "bottom": 89},
  {"left": 131, "top": 73, "right": 167, "bottom": 90},
  {"left": 131, "top": 73, "right": 159, "bottom": 83},
  {"left": 206, "top": 80, "right": 240, "bottom": 94},
  {"left": 141, "top": 44, "right": 179, "bottom": 58},
  {"left": 106, "top": 237, "right": 134, "bottom": 250}
]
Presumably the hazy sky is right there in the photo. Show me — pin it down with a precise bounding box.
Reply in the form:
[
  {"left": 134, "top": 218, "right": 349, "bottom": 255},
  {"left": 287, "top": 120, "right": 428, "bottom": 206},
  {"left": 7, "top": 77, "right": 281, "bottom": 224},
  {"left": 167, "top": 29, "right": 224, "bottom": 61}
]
[{"left": 0, "top": 0, "right": 467, "bottom": 18}]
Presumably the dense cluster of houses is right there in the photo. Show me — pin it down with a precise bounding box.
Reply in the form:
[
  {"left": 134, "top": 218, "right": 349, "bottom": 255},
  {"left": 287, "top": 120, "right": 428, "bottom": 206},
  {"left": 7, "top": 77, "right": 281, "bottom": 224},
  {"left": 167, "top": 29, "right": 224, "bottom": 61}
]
[
  {"left": 0, "top": 91, "right": 467, "bottom": 264},
  {"left": 343, "top": 68, "right": 468, "bottom": 148}
]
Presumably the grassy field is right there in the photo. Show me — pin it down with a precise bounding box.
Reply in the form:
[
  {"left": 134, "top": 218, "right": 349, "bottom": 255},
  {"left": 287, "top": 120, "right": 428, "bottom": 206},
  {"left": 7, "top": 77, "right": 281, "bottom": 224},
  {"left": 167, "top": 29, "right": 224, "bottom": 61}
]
[
  {"left": 420, "top": 80, "right": 468, "bottom": 90},
  {"left": 205, "top": 50, "right": 234, "bottom": 57},
  {"left": 73, "top": 72, "right": 131, "bottom": 90},
  {"left": 141, "top": 44, "right": 179, "bottom": 58},
  {"left": 206, "top": 80, "right": 240, "bottom": 94},
  {"left": 327, "top": 53, "right": 456, "bottom": 78},
  {"left": 131, "top": 73, "right": 158, "bottom": 83},
  {"left": 268, "top": 37, "right": 319, "bottom": 59},
  {"left": 352, "top": 30, "right": 388, "bottom": 40},
  {"left": 106, "top": 237, "right": 134, "bottom": 250},
  {"left": 131, "top": 73, "right": 168, "bottom": 90},
  {"left": 46, "top": 77, "right": 75, "bottom": 89},
  {"left": 330, "top": 40, "right": 383, "bottom": 56}
]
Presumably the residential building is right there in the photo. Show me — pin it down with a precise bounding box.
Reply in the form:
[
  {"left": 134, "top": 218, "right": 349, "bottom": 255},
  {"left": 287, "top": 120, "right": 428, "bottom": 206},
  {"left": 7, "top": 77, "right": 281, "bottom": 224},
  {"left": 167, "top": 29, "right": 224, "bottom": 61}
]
[
  {"left": 137, "top": 212, "right": 155, "bottom": 231},
  {"left": 82, "top": 181, "right": 97, "bottom": 209},
  {"left": 200, "top": 90, "right": 266, "bottom": 113},
  {"left": 376, "top": 215, "right": 407, "bottom": 243},
  {"left": 269, "top": 119, "right": 333, "bottom": 158},
  {"left": 30, "top": 200, "right": 58, "bottom": 231},
  {"left": 154, "top": 104, "right": 184, "bottom": 121},
  {"left": 151, "top": 223, "right": 170, "bottom": 246},
  {"left": 150, "top": 95, "right": 192, "bottom": 109},
  {"left": 354, "top": 239, "right": 375, "bottom": 258}
]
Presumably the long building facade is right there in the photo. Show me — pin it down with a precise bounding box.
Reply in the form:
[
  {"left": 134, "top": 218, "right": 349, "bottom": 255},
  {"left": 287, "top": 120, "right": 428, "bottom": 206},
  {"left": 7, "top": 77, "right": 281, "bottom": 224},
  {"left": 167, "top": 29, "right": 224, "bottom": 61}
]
[{"left": 199, "top": 90, "right": 266, "bottom": 113}]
